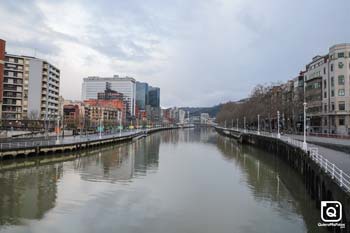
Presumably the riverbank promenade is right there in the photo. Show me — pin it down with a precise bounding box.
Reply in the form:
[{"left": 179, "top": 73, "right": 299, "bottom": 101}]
[
  {"left": 216, "top": 126, "right": 350, "bottom": 194},
  {"left": 0, "top": 127, "right": 178, "bottom": 157}
]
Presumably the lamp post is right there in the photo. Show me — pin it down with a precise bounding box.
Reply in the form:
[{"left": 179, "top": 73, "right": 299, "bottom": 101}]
[
  {"left": 303, "top": 102, "right": 307, "bottom": 150},
  {"left": 277, "top": 111, "right": 281, "bottom": 139},
  {"left": 99, "top": 118, "right": 102, "bottom": 139},
  {"left": 257, "top": 114, "right": 260, "bottom": 135},
  {"left": 244, "top": 117, "right": 246, "bottom": 133},
  {"left": 56, "top": 116, "right": 60, "bottom": 143}
]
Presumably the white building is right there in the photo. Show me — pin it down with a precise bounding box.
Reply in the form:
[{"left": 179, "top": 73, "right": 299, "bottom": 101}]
[
  {"left": 2, "top": 54, "right": 60, "bottom": 120},
  {"left": 200, "top": 113, "right": 210, "bottom": 124},
  {"left": 82, "top": 75, "right": 136, "bottom": 116},
  {"left": 304, "top": 43, "right": 350, "bottom": 135},
  {"left": 25, "top": 57, "right": 60, "bottom": 120},
  {"left": 178, "top": 109, "right": 186, "bottom": 124}
]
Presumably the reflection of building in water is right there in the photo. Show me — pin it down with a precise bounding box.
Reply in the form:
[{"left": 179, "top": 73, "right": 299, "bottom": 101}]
[
  {"left": 78, "top": 144, "right": 136, "bottom": 183},
  {"left": 160, "top": 129, "right": 180, "bottom": 144},
  {"left": 216, "top": 136, "right": 294, "bottom": 203},
  {"left": 0, "top": 164, "right": 63, "bottom": 225},
  {"left": 159, "top": 128, "right": 216, "bottom": 145},
  {"left": 77, "top": 135, "right": 162, "bottom": 182},
  {"left": 215, "top": 136, "right": 324, "bottom": 233},
  {"left": 134, "top": 133, "right": 161, "bottom": 175}
]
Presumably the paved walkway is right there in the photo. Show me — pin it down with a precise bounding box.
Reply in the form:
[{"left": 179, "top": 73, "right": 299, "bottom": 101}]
[
  {"left": 0, "top": 129, "right": 151, "bottom": 150},
  {"left": 287, "top": 134, "right": 350, "bottom": 147},
  {"left": 219, "top": 127, "right": 350, "bottom": 179},
  {"left": 285, "top": 134, "right": 350, "bottom": 174}
]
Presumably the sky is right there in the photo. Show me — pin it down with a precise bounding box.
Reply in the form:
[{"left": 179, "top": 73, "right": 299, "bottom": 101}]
[{"left": 0, "top": 0, "right": 349, "bottom": 108}]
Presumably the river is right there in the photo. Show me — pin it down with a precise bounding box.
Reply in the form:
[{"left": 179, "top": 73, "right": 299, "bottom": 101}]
[{"left": 0, "top": 128, "right": 326, "bottom": 233}]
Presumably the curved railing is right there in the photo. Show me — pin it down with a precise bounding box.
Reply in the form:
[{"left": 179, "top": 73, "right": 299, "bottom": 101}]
[{"left": 216, "top": 126, "right": 350, "bottom": 193}]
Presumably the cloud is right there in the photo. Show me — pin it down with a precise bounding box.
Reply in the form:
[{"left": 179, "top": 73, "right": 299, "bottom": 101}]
[{"left": 0, "top": 0, "right": 349, "bottom": 107}]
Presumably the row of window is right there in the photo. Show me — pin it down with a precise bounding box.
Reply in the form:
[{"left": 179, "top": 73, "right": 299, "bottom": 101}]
[
  {"left": 330, "top": 52, "right": 350, "bottom": 60},
  {"left": 324, "top": 101, "right": 349, "bottom": 112},
  {"left": 324, "top": 89, "right": 348, "bottom": 98},
  {"left": 308, "top": 60, "right": 350, "bottom": 76},
  {"left": 323, "top": 117, "right": 347, "bottom": 127}
]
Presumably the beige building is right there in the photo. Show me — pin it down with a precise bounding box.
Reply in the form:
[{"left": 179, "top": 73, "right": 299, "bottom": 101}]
[
  {"left": 2, "top": 54, "right": 25, "bottom": 120},
  {"left": 304, "top": 43, "right": 350, "bottom": 135},
  {"left": 2, "top": 53, "right": 60, "bottom": 120}
]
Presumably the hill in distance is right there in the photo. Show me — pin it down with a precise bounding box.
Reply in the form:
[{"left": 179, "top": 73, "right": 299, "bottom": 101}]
[{"left": 179, "top": 104, "right": 222, "bottom": 118}]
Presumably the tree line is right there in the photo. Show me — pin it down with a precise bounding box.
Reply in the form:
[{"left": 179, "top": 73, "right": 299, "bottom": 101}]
[{"left": 216, "top": 82, "right": 304, "bottom": 133}]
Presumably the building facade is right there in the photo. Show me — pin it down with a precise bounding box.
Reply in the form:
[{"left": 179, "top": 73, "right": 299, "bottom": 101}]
[
  {"left": 0, "top": 39, "right": 60, "bottom": 121},
  {"left": 136, "top": 81, "right": 148, "bottom": 110},
  {"left": 2, "top": 54, "right": 25, "bottom": 120},
  {"left": 304, "top": 43, "right": 350, "bottom": 135},
  {"left": 81, "top": 75, "right": 136, "bottom": 116},
  {"left": 24, "top": 57, "right": 60, "bottom": 120},
  {"left": 148, "top": 86, "right": 160, "bottom": 108},
  {"left": 0, "top": 39, "right": 5, "bottom": 118}
]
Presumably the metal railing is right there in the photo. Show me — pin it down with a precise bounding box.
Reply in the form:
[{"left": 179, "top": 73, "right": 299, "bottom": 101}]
[
  {"left": 218, "top": 126, "right": 350, "bottom": 192},
  {"left": 0, "top": 127, "right": 172, "bottom": 151}
]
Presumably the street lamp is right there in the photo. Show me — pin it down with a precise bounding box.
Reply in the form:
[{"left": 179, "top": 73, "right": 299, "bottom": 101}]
[
  {"left": 56, "top": 116, "right": 60, "bottom": 143},
  {"left": 244, "top": 117, "right": 246, "bottom": 133},
  {"left": 99, "top": 118, "right": 102, "bottom": 139},
  {"left": 277, "top": 111, "right": 281, "bottom": 139},
  {"left": 257, "top": 114, "right": 260, "bottom": 135},
  {"left": 303, "top": 102, "right": 307, "bottom": 150}
]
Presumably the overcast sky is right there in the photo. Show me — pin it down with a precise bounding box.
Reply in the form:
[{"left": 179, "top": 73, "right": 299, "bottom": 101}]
[{"left": 0, "top": 0, "right": 349, "bottom": 107}]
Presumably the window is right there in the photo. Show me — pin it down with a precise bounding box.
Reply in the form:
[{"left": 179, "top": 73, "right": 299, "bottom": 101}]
[
  {"left": 331, "top": 102, "right": 335, "bottom": 111},
  {"left": 324, "top": 91, "right": 327, "bottom": 98},
  {"left": 331, "top": 77, "right": 334, "bottom": 87},
  {"left": 323, "top": 67, "right": 326, "bottom": 74},
  {"left": 338, "top": 89, "right": 345, "bottom": 96},
  {"left": 339, "top": 118, "right": 345, "bottom": 126},
  {"left": 324, "top": 118, "right": 328, "bottom": 126},
  {"left": 324, "top": 104, "right": 327, "bottom": 112},
  {"left": 331, "top": 64, "right": 334, "bottom": 72},
  {"left": 339, "top": 101, "right": 345, "bottom": 111},
  {"left": 338, "top": 52, "right": 344, "bottom": 58},
  {"left": 323, "top": 80, "right": 327, "bottom": 89},
  {"left": 338, "top": 75, "right": 345, "bottom": 85},
  {"left": 331, "top": 90, "right": 335, "bottom": 97},
  {"left": 338, "top": 62, "right": 344, "bottom": 69}
]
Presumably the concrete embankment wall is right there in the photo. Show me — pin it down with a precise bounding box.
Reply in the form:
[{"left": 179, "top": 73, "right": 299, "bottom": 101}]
[
  {"left": 215, "top": 127, "right": 350, "bottom": 233},
  {"left": 0, "top": 127, "right": 178, "bottom": 160}
]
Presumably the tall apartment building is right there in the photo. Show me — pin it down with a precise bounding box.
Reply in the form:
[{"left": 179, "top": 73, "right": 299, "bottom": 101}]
[
  {"left": 304, "top": 43, "right": 350, "bottom": 135},
  {"left": 24, "top": 57, "right": 60, "bottom": 120},
  {"left": 0, "top": 39, "right": 60, "bottom": 120},
  {"left": 2, "top": 54, "right": 25, "bottom": 120},
  {"left": 0, "top": 39, "right": 6, "bottom": 118},
  {"left": 82, "top": 75, "right": 136, "bottom": 116}
]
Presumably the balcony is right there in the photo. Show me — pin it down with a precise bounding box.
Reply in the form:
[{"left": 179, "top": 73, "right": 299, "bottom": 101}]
[{"left": 3, "top": 93, "right": 23, "bottom": 99}]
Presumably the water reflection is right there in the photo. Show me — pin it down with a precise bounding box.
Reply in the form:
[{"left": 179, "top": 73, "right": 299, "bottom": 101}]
[
  {"left": 0, "top": 128, "right": 325, "bottom": 233},
  {"left": 216, "top": 135, "right": 326, "bottom": 233},
  {"left": 0, "top": 163, "right": 62, "bottom": 226}
]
